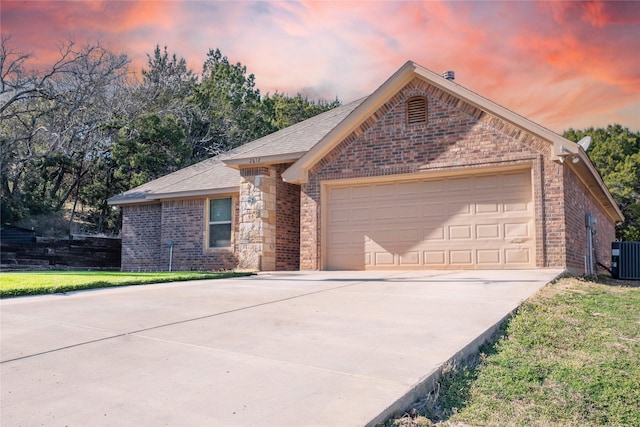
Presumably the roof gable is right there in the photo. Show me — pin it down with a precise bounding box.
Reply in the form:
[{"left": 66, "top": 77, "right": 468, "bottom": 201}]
[
  {"left": 109, "top": 60, "right": 622, "bottom": 222},
  {"left": 281, "top": 61, "right": 623, "bottom": 222}
]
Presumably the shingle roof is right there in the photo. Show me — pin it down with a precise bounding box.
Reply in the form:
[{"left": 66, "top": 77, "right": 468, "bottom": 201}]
[
  {"left": 108, "top": 97, "right": 366, "bottom": 205},
  {"left": 224, "top": 97, "right": 366, "bottom": 162}
]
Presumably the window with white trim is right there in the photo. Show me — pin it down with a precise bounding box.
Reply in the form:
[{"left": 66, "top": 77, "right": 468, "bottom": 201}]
[{"left": 208, "top": 198, "right": 232, "bottom": 248}]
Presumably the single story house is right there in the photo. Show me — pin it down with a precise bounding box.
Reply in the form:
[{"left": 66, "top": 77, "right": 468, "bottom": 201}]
[{"left": 108, "top": 61, "right": 623, "bottom": 274}]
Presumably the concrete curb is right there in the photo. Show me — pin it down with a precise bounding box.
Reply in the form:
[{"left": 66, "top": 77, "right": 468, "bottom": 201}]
[
  {"left": 366, "top": 310, "right": 512, "bottom": 426},
  {"left": 366, "top": 270, "right": 565, "bottom": 426}
]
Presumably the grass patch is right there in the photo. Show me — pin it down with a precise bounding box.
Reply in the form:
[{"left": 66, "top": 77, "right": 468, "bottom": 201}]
[
  {"left": 386, "top": 276, "right": 640, "bottom": 427},
  {"left": 0, "top": 270, "right": 253, "bottom": 298}
]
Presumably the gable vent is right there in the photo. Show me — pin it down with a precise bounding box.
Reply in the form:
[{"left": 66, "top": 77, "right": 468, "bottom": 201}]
[{"left": 406, "top": 97, "right": 427, "bottom": 125}]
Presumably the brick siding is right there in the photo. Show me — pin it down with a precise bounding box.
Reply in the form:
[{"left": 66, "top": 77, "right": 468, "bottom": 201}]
[
  {"left": 275, "top": 163, "right": 300, "bottom": 270},
  {"left": 563, "top": 166, "right": 616, "bottom": 274},
  {"left": 300, "top": 77, "right": 567, "bottom": 270},
  {"left": 120, "top": 198, "right": 238, "bottom": 272},
  {"left": 121, "top": 203, "right": 162, "bottom": 271}
]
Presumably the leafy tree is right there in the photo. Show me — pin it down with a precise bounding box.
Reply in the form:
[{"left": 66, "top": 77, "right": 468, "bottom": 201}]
[
  {"left": 1, "top": 37, "right": 341, "bottom": 236},
  {"left": 564, "top": 125, "right": 640, "bottom": 240},
  {"left": 140, "top": 45, "right": 196, "bottom": 115},
  {"left": 188, "top": 48, "right": 271, "bottom": 157},
  {"left": 112, "top": 114, "right": 190, "bottom": 188},
  {"left": 262, "top": 92, "right": 340, "bottom": 130}
]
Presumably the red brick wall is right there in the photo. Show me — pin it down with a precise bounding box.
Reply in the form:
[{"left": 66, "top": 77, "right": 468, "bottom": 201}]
[
  {"left": 161, "top": 199, "right": 238, "bottom": 271},
  {"left": 121, "top": 203, "right": 163, "bottom": 271},
  {"left": 563, "top": 166, "right": 616, "bottom": 274},
  {"left": 275, "top": 164, "right": 301, "bottom": 270},
  {"left": 120, "top": 198, "right": 238, "bottom": 272},
  {"left": 300, "top": 78, "right": 566, "bottom": 270}
]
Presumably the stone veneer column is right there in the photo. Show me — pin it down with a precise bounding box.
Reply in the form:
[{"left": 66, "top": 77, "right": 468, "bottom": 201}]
[{"left": 238, "top": 166, "right": 276, "bottom": 270}]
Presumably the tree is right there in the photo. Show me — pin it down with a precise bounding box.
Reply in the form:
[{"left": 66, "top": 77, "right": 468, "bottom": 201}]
[
  {"left": 112, "top": 113, "right": 190, "bottom": 188},
  {"left": 564, "top": 125, "right": 640, "bottom": 240},
  {"left": 0, "top": 35, "right": 130, "bottom": 233},
  {"left": 140, "top": 45, "right": 196, "bottom": 114},
  {"left": 1, "top": 38, "right": 342, "bottom": 236},
  {"left": 188, "top": 49, "right": 271, "bottom": 157},
  {"left": 262, "top": 92, "right": 340, "bottom": 130}
]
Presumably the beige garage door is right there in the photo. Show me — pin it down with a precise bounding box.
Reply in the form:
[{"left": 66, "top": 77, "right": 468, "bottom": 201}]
[{"left": 325, "top": 169, "right": 535, "bottom": 270}]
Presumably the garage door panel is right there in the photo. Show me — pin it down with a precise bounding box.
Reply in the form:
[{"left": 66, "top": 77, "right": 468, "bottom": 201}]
[
  {"left": 504, "top": 199, "right": 529, "bottom": 213},
  {"left": 424, "top": 226, "right": 445, "bottom": 241},
  {"left": 475, "top": 174, "right": 501, "bottom": 190},
  {"left": 399, "top": 251, "right": 420, "bottom": 265},
  {"left": 505, "top": 222, "right": 531, "bottom": 238},
  {"left": 503, "top": 171, "right": 530, "bottom": 188},
  {"left": 373, "top": 205, "right": 399, "bottom": 220},
  {"left": 328, "top": 208, "right": 350, "bottom": 222},
  {"left": 505, "top": 248, "right": 531, "bottom": 264},
  {"left": 325, "top": 169, "right": 535, "bottom": 270},
  {"left": 477, "top": 249, "right": 501, "bottom": 264},
  {"left": 329, "top": 186, "right": 350, "bottom": 201},
  {"left": 449, "top": 225, "right": 472, "bottom": 240},
  {"left": 374, "top": 252, "right": 395, "bottom": 266},
  {"left": 424, "top": 251, "right": 446, "bottom": 266},
  {"left": 477, "top": 224, "right": 500, "bottom": 239},
  {"left": 476, "top": 201, "right": 500, "bottom": 214},
  {"left": 396, "top": 204, "right": 422, "bottom": 219},
  {"left": 396, "top": 228, "right": 421, "bottom": 242},
  {"left": 448, "top": 202, "right": 472, "bottom": 216},
  {"left": 449, "top": 177, "right": 472, "bottom": 191},
  {"left": 351, "top": 207, "right": 371, "bottom": 221},
  {"left": 352, "top": 185, "right": 372, "bottom": 199},
  {"left": 423, "top": 179, "right": 446, "bottom": 193},
  {"left": 328, "top": 230, "right": 350, "bottom": 245},
  {"left": 397, "top": 181, "right": 423, "bottom": 195},
  {"left": 330, "top": 253, "right": 367, "bottom": 270},
  {"left": 450, "top": 250, "right": 473, "bottom": 265},
  {"left": 424, "top": 203, "right": 447, "bottom": 218}
]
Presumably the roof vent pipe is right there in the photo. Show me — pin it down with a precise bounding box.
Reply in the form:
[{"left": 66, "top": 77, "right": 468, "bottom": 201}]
[{"left": 442, "top": 70, "right": 455, "bottom": 81}]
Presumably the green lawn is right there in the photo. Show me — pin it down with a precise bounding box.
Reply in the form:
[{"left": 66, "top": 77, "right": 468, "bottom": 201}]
[
  {"left": 387, "top": 276, "right": 640, "bottom": 427},
  {"left": 0, "top": 270, "right": 253, "bottom": 298}
]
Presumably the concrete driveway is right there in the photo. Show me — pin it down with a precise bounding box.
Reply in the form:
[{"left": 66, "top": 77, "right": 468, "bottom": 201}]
[{"left": 1, "top": 269, "right": 561, "bottom": 426}]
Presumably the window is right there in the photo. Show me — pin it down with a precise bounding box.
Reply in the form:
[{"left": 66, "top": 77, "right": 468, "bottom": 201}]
[
  {"left": 406, "top": 96, "right": 427, "bottom": 125},
  {"left": 208, "top": 198, "right": 232, "bottom": 248}
]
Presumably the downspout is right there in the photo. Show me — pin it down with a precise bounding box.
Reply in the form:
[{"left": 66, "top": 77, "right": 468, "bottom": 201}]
[{"left": 168, "top": 240, "right": 173, "bottom": 272}]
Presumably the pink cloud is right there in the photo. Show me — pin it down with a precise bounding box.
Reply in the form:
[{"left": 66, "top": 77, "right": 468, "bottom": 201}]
[{"left": 2, "top": 0, "right": 638, "bottom": 132}]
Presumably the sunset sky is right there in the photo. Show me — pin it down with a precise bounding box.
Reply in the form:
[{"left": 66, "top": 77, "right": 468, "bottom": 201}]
[{"left": 2, "top": 0, "right": 639, "bottom": 133}]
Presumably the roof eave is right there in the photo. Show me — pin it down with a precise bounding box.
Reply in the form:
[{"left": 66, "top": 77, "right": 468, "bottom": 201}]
[
  {"left": 282, "top": 61, "right": 418, "bottom": 184},
  {"left": 222, "top": 152, "right": 307, "bottom": 169},
  {"left": 108, "top": 186, "right": 240, "bottom": 206},
  {"left": 566, "top": 151, "right": 625, "bottom": 223}
]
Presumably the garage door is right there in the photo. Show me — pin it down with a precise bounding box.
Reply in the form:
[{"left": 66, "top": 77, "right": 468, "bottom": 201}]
[{"left": 325, "top": 169, "right": 535, "bottom": 269}]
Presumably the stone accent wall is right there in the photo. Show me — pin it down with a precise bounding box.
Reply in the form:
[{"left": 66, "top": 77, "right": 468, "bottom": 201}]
[
  {"left": 275, "top": 163, "right": 300, "bottom": 270},
  {"left": 300, "top": 77, "right": 566, "bottom": 270},
  {"left": 121, "top": 203, "right": 162, "bottom": 271},
  {"left": 120, "top": 198, "right": 238, "bottom": 272},
  {"left": 563, "top": 166, "right": 616, "bottom": 274},
  {"left": 238, "top": 167, "right": 277, "bottom": 270}
]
